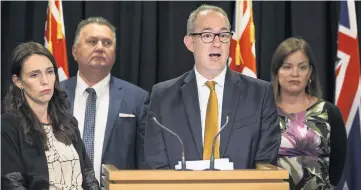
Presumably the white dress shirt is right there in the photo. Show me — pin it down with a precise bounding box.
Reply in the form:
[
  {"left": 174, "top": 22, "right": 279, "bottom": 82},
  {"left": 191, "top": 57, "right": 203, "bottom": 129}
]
[
  {"left": 194, "top": 66, "right": 227, "bottom": 144},
  {"left": 73, "top": 72, "right": 110, "bottom": 182}
]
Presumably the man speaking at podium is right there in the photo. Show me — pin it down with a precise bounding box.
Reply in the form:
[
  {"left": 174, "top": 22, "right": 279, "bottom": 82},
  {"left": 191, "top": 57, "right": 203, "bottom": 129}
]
[{"left": 145, "top": 4, "right": 281, "bottom": 169}]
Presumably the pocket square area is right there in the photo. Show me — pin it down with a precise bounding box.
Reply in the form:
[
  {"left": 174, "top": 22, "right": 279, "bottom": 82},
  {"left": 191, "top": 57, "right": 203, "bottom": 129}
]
[{"left": 119, "top": 113, "right": 136, "bottom": 117}]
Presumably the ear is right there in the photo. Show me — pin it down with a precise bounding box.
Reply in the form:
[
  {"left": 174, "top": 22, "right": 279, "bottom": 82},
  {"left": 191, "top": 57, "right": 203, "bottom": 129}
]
[
  {"left": 184, "top": 35, "right": 194, "bottom": 52},
  {"left": 72, "top": 45, "right": 78, "bottom": 61},
  {"left": 12, "top": 74, "right": 23, "bottom": 89}
]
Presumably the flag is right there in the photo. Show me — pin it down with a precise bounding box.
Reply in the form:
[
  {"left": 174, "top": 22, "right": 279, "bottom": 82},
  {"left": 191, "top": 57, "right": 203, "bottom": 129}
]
[
  {"left": 229, "top": 0, "right": 257, "bottom": 78},
  {"left": 335, "top": 1, "right": 361, "bottom": 189},
  {"left": 44, "top": 0, "right": 69, "bottom": 81}
]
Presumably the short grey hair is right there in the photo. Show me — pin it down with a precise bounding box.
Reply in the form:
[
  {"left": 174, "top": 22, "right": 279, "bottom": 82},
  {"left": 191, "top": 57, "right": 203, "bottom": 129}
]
[
  {"left": 73, "top": 17, "right": 116, "bottom": 46},
  {"left": 186, "top": 4, "right": 231, "bottom": 35}
]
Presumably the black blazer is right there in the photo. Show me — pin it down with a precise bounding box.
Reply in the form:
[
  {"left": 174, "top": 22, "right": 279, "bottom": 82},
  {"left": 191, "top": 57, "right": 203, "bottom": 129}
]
[
  {"left": 325, "top": 101, "right": 347, "bottom": 186},
  {"left": 145, "top": 68, "right": 281, "bottom": 169},
  {"left": 1, "top": 112, "right": 99, "bottom": 190}
]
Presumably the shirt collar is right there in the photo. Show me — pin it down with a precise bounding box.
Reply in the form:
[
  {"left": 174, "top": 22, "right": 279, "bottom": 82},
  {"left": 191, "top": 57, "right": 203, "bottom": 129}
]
[
  {"left": 194, "top": 66, "right": 227, "bottom": 88},
  {"left": 76, "top": 72, "right": 111, "bottom": 97}
]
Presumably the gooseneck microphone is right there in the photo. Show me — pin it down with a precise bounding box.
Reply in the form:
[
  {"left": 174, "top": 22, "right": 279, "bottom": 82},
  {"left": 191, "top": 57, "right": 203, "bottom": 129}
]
[
  {"left": 208, "top": 116, "right": 229, "bottom": 170},
  {"left": 152, "top": 117, "right": 187, "bottom": 171}
]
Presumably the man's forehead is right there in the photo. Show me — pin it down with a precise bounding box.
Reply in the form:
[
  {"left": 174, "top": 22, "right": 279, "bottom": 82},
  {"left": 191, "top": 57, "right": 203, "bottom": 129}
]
[
  {"left": 80, "top": 24, "right": 113, "bottom": 35},
  {"left": 79, "top": 24, "right": 114, "bottom": 40},
  {"left": 85, "top": 34, "right": 113, "bottom": 40},
  {"left": 197, "top": 9, "right": 225, "bottom": 19},
  {"left": 195, "top": 11, "right": 229, "bottom": 27}
]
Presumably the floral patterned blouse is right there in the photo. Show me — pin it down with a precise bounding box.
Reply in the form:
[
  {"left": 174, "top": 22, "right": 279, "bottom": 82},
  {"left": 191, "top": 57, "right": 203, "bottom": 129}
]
[{"left": 277, "top": 99, "right": 347, "bottom": 190}]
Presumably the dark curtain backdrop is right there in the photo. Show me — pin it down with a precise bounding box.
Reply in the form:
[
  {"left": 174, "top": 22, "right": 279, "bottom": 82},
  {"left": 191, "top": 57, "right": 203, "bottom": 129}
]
[{"left": 2, "top": 1, "right": 361, "bottom": 103}]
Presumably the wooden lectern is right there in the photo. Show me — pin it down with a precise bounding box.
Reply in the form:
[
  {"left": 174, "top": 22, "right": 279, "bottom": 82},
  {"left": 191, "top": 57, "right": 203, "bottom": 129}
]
[{"left": 101, "top": 164, "right": 289, "bottom": 190}]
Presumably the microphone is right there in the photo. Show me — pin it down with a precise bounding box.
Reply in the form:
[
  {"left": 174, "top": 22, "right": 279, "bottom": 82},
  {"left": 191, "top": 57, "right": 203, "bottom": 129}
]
[
  {"left": 207, "top": 116, "right": 229, "bottom": 170},
  {"left": 152, "top": 117, "right": 188, "bottom": 171}
]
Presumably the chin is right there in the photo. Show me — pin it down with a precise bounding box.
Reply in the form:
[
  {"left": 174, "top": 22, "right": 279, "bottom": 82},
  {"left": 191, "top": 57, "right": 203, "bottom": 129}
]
[
  {"left": 42, "top": 94, "right": 53, "bottom": 102},
  {"left": 91, "top": 61, "right": 107, "bottom": 67},
  {"left": 208, "top": 62, "right": 226, "bottom": 69}
]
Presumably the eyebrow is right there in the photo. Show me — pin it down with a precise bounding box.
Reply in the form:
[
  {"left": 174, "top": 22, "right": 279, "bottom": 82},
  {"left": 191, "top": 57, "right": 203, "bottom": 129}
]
[
  {"left": 284, "top": 61, "right": 308, "bottom": 65},
  {"left": 27, "top": 67, "right": 54, "bottom": 75}
]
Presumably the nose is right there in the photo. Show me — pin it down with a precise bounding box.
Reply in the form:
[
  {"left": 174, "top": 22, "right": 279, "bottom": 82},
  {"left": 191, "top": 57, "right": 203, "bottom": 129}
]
[
  {"left": 41, "top": 74, "right": 49, "bottom": 85},
  {"left": 212, "top": 35, "right": 221, "bottom": 47},
  {"left": 95, "top": 41, "right": 105, "bottom": 52},
  {"left": 290, "top": 66, "right": 300, "bottom": 77}
]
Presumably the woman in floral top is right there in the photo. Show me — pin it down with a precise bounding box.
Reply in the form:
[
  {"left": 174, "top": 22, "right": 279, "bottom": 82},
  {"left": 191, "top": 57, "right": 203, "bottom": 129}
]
[{"left": 270, "top": 37, "right": 347, "bottom": 190}]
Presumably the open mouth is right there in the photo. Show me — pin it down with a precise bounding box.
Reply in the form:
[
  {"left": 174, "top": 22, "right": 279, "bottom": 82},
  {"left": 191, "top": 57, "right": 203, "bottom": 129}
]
[{"left": 209, "top": 53, "right": 221, "bottom": 58}]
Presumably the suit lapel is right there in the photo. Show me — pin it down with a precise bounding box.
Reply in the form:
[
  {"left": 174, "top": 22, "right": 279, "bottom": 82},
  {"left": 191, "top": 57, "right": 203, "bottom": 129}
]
[
  {"left": 180, "top": 70, "right": 203, "bottom": 158},
  {"left": 102, "top": 77, "right": 124, "bottom": 155},
  {"left": 63, "top": 77, "right": 77, "bottom": 114},
  {"left": 220, "top": 69, "right": 243, "bottom": 157}
]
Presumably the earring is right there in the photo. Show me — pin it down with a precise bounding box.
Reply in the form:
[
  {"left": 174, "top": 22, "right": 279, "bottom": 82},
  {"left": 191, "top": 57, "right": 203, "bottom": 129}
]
[{"left": 20, "top": 87, "right": 25, "bottom": 101}]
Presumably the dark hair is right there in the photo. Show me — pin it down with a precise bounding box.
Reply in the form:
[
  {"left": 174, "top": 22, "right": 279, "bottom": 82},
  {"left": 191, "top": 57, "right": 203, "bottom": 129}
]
[
  {"left": 3, "top": 42, "right": 77, "bottom": 149},
  {"left": 270, "top": 37, "right": 322, "bottom": 101}
]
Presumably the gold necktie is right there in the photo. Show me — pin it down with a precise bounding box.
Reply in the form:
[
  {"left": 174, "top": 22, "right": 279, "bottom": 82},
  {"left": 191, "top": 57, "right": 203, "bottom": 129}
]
[{"left": 203, "top": 81, "right": 220, "bottom": 160}]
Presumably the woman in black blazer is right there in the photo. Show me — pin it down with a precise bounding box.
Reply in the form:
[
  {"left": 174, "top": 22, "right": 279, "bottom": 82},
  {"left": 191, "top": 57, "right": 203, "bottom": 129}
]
[{"left": 1, "top": 42, "right": 99, "bottom": 190}]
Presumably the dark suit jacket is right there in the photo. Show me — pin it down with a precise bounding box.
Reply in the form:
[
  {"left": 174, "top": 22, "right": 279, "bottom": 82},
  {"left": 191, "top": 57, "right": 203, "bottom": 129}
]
[
  {"left": 145, "top": 68, "right": 281, "bottom": 169},
  {"left": 1, "top": 112, "right": 99, "bottom": 190},
  {"left": 61, "top": 76, "right": 150, "bottom": 170}
]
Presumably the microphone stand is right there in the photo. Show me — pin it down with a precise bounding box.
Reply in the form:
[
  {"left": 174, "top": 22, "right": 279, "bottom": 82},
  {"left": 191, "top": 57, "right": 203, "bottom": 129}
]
[
  {"left": 205, "top": 116, "right": 229, "bottom": 171},
  {"left": 152, "top": 117, "right": 190, "bottom": 171}
]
